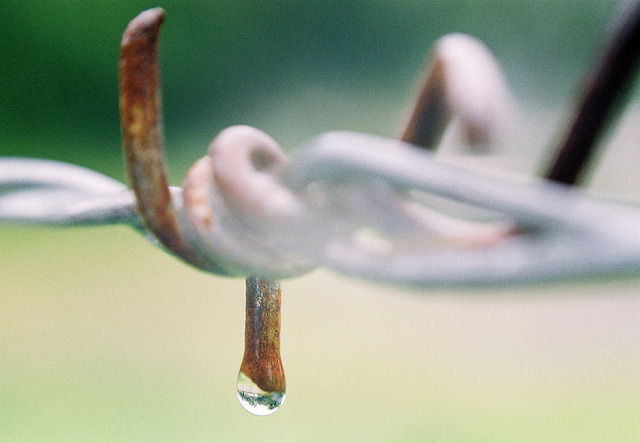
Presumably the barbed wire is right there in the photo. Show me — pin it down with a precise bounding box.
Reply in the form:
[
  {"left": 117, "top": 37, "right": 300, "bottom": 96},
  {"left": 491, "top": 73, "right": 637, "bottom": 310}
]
[
  {"left": 2, "top": 2, "right": 640, "bottom": 290},
  {"left": 3, "top": 2, "right": 639, "bottom": 419},
  {"left": 2, "top": 128, "right": 640, "bottom": 287}
]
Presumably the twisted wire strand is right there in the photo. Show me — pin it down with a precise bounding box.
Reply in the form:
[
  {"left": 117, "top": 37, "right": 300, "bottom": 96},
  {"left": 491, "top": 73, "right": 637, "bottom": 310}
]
[
  {"left": 3, "top": 129, "right": 640, "bottom": 287},
  {"left": 282, "top": 132, "right": 640, "bottom": 285},
  {"left": 0, "top": 158, "right": 139, "bottom": 226}
]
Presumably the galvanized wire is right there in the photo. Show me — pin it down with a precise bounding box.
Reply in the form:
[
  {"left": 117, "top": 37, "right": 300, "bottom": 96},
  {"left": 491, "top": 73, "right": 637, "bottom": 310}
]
[{"left": 3, "top": 130, "right": 640, "bottom": 287}]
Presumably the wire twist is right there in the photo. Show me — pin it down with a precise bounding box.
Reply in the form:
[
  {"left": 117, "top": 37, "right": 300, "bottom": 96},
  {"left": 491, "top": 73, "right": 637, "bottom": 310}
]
[{"left": 174, "top": 129, "right": 640, "bottom": 285}]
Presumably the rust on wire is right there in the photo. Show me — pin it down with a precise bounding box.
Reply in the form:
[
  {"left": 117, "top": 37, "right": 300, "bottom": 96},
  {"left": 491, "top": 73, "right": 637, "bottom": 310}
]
[
  {"left": 400, "top": 59, "right": 449, "bottom": 149},
  {"left": 119, "top": 9, "right": 286, "bottom": 414},
  {"left": 239, "top": 277, "right": 286, "bottom": 394},
  {"left": 118, "top": 8, "right": 189, "bottom": 258}
]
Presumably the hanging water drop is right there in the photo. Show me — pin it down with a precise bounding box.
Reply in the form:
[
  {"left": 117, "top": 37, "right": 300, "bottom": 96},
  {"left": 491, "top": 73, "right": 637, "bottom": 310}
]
[
  {"left": 237, "top": 277, "right": 286, "bottom": 416},
  {"left": 236, "top": 371, "right": 285, "bottom": 416}
]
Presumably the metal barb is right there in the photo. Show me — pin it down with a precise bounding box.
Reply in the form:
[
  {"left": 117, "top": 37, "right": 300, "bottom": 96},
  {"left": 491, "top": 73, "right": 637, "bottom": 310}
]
[
  {"left": 239, "top": 277, "right": 286, "bottom": 394},
  {"left": 119, "top": 8, "right": 190, "bottom": 259},
  {"left": 546, "top": 0, "right": 640, "bottom": 185},
  {"left": 118, "top": 9, "right": 286, "bottom": 414}
]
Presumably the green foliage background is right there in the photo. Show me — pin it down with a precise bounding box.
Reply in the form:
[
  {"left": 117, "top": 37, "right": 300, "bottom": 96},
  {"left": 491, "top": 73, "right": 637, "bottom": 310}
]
[
  {"left": 0, "top": 1, "right": 616, "bottom": 174},
  {"left": 1, "top": 1, "right": 638, "bottom": 440}
]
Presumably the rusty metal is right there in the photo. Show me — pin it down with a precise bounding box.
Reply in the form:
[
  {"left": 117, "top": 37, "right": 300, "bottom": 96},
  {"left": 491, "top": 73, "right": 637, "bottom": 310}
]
[
  {"left": 400, "top": 59, "right": 449, "bottom": 149},
  {"left": 3, "top": 3, "right": 640, "bottom": 417},
  {"left": 239, "top": 277, "right": 286, "bottom": 394},
  {"left": 118, "top": 8, "right": 286, "bottom": 411},
  {"left": 119, "top": 8, "right": 190, "bottom": 259}
]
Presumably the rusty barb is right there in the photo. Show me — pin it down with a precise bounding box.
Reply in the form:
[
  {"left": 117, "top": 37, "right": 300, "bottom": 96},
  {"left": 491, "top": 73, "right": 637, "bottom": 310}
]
[{"left": 119, "top": 9, "right": 177, "bottom": 254}]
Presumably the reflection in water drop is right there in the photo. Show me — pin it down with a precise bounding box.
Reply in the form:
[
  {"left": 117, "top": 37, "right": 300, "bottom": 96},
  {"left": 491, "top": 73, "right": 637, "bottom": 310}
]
[{"left": 237, "top": 371, "right": 285, "bottom": 416}]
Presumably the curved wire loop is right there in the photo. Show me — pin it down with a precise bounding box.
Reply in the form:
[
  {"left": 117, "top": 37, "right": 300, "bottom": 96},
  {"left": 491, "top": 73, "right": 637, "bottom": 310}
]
[{"left": 400, "top": 33, "right": 518, "bottom": 154}]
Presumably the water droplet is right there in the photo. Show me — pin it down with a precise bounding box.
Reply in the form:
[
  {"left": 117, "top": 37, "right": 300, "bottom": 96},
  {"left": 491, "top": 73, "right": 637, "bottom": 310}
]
[{"left": 237, "top": 370, "right": 285, "bottom": 416}]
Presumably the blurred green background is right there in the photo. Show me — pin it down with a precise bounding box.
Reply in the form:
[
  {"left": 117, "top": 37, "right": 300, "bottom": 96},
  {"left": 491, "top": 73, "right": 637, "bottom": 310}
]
[{"left": 1, "top": 1, "right": 638, "bottom": 440}]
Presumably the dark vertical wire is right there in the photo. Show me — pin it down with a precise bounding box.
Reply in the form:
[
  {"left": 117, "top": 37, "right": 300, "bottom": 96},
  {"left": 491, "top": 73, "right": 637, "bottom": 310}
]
[{"left": 545, "top": 1, "right": 640, "bottom": 185}]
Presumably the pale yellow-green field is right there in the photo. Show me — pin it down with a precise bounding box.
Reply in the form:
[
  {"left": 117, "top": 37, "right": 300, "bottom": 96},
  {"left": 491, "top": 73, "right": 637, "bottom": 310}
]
[{"left": 1, "top": 223, "right": 638, "bottom": 440}]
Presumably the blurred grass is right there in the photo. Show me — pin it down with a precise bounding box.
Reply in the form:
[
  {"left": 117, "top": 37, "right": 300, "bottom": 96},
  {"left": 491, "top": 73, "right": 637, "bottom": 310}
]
[
  {"left": 1, "top": 227, "right": 638, "bottom": 440},
  {"left": 1, "top": 1, "right": 639, "bottom": 441}
]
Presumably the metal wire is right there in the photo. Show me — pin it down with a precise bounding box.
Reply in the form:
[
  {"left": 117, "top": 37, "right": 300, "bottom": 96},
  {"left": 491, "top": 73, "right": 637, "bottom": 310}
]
[
  {"left": 0, "top": 158, "right": 139, "bottom": 226},
  {"left": 3, "top": 130, "right": 640, "bottom": 287}
]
